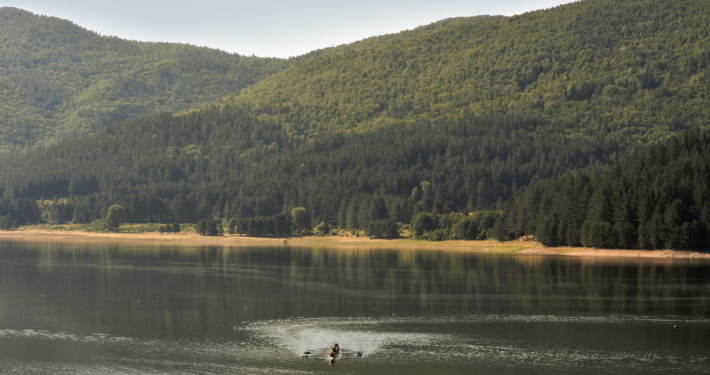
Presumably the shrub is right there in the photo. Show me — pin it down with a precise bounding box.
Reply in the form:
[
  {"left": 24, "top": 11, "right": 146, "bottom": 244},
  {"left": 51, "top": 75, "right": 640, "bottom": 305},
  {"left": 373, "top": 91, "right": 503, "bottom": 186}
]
[
  {"left": 452, "top": 218, "right": 479, "bottom": 240},
  {"left": 421, "top": 228, "right": 450, "bottom": 241},
  {"left": 410, "top": 213, "right": 437, "bottom": 236},
  {"left": 366, "top": 219, "right": 399, "bottom": 239}
]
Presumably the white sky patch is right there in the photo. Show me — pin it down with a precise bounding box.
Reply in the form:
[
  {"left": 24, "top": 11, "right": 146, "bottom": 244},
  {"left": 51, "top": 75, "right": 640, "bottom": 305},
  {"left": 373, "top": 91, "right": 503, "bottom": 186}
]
[{"left": 3, "top": 0, "right": 578, "bottom": 57}]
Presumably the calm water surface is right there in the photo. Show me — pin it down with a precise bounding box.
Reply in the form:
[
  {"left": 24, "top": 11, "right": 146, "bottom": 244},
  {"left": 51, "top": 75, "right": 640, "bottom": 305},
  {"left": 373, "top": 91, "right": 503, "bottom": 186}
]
[{"left": 0, "top": 239, "right": 709, "bottom": 374}]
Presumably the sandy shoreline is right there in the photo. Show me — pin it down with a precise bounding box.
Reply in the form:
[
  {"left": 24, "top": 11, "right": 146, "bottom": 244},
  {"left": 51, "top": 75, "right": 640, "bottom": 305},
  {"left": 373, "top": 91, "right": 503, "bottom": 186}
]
[{"left": 1, "top": 229, "right": 709, "bottom": 260}]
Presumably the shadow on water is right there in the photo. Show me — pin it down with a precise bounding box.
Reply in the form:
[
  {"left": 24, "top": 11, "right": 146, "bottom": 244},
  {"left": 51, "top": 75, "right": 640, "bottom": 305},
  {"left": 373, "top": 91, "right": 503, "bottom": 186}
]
[{"left": 0, "top": 240, "right": 709, "bottom": 374}]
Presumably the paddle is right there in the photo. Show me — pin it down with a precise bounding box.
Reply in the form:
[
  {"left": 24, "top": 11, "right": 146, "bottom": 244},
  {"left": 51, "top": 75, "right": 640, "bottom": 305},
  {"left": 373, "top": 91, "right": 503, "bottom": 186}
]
[{"left": 301, "top": 348, "right": 363, "bottom": 359}]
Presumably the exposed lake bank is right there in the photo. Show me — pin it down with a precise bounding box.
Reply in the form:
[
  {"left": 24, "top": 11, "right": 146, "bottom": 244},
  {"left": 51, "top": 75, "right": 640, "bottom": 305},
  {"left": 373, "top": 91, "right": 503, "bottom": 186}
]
[{"left": 1, "top": 229, "right": 709, "bottom": 259}]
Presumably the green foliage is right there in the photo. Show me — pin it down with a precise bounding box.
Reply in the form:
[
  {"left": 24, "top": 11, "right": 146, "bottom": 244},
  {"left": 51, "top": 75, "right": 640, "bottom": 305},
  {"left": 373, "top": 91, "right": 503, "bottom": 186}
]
[
  {"left": 410, "top": 213, "right": 437, "bottom": 237},
  {"left": 72, "top": 200, "right": 93, "bottom": 223},
  {"left": 580, "top": 220, "right": 615, "bottom": 248},
  {"left": 207, "top": 220, "right": 219, "bottom": 236},
  {"left": 235, "top": 0, "right": 710, "bottom": 146},
  {"left": 105, "top": 204, "right": 126, "bottom": 231},
  {"left": 291, "top": 207, "right": 311, "bottom": 234},
  {"left": 421, "top": 229, "right": 451, "bottom": 242},
  {"left": 314, "top": 221, "right": 331, "bottom": 237},
  {"left": 235, "top": 214, "right": 292, "bottom": 236},
  {"left": 369, "top": 197, "right": 389, "bottom": 222},
  {"left": 0, "top": 199, "right": 40, "bottom": 227},
  {"left": 439, "top": 212, "right": 465, "bottom": 229},
  {"left": 196, "top": 219, "right": 220, "bottom": 236},
  {"left": 227, "top": 218, "right": 237, "bottom": 235},
  {"left": 0, "top": 215, "right": 16, "bottom": 230},
  {"left": 0, "top": 7, "right": 292, "bottom": 152},
  {"left": 536, "top": 215, "right": 559, "bottom": 247},
  {"left": 467, "top": 211, "right": 502, "bottom": 239},
  {"left": 170, "top": 195, "right": 195, "bottom": 223},
  {"left": 452, "top": 218, "right": 479, "bottom": 240},
  {"left": 448, "top": 211, "right": 503, "bottom": 240},
  {"left": 158, "top": 223, "right": 180, "bottom": 234},
  {"left": 492, "top": 216, "right": 507, "bottom": 241},
  {"left": 41, "top": 200, "right": 74, "bottom": 224},
  {"left": 366, "top": 219, "right": 399, "bottom": 239},
  {"left": 507, "top": 129, "right": 710, "bottom": 250}
]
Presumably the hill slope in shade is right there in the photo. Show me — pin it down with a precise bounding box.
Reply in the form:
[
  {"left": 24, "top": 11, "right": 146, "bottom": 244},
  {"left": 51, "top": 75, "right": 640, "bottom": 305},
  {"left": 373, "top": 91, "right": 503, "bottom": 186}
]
[
  {"left": 0, "top": 7, "right": 290, "bottom": 151},
  {"left": 505, "top": 128, "right": 710, "bottom": 250}
]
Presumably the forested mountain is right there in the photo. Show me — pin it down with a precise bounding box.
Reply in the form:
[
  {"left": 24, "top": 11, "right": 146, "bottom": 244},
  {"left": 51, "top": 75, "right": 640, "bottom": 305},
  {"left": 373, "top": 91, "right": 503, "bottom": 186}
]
[
  {"left": 233, "top": 0, "right": 710, "bottom": 143},
  {"left": 0, "top": 104, "right": 630, "bottom": 227},
  {"left": 504, "top": 129, "right": 710, "bottom": 250},
  {"left": 0, "top": 7, "right": 290, "bottom": 151},
  {"left": 2, "top": 0, "right": 710, "bottom": 250}
]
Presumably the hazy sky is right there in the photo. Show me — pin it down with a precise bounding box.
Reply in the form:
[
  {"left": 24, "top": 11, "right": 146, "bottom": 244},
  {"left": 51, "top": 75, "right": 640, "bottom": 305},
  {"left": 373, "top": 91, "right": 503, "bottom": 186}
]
[{"left": 4, "top": 0, "right": 575, "bottom": 58}]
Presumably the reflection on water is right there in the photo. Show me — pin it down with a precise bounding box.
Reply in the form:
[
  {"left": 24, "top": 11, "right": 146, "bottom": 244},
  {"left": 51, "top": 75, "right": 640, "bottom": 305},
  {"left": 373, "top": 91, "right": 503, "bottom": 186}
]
[{"left": 0, "top": 240, "right": 709, "bottom": 374}]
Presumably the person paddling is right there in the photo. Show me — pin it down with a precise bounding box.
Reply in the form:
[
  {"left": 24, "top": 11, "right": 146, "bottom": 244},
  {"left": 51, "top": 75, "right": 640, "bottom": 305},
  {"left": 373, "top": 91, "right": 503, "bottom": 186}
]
[{"left": 328, "top": 343, "right": 339, "bottom": 357}]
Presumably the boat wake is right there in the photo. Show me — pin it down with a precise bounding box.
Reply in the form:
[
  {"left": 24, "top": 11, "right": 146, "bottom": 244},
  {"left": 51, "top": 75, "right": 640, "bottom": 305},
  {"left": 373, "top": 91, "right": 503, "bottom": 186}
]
[
  {"left": 237, "top": 314, "right": 710, "bottom": 373},
  {"left": 1, "top": 314, "right": 709, "bottom": 374}
]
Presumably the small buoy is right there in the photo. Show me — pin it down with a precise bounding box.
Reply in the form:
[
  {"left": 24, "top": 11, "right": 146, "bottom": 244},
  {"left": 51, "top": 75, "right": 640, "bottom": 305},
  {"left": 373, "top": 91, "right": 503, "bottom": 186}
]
[
  {"left": 41, "top": 295, "right": 44, "bottom": 297},
  {"left": 245, "top": 306, "right": 247, "bottom": 308},
  {"left": 674, "top": 325, "right": 676, "bottom": 328},
  {"left": 138, "top": 300, "right": 140, "bottom": 303}
]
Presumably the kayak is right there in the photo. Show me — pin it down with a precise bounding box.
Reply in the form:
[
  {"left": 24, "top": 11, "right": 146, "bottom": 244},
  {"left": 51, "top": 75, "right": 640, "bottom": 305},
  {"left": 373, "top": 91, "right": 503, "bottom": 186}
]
[
  {"left": 302, "top": 349, "right": 361, "bottom": 360},
  {"left": 327, "top": 352, "right": 341, "bottom": 361}
]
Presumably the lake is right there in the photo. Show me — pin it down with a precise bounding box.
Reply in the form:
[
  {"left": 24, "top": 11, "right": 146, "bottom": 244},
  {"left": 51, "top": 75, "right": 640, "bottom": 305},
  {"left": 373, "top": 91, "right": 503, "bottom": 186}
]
[{"left": 0, "top": 239, "right": 709, "bottom": 374}]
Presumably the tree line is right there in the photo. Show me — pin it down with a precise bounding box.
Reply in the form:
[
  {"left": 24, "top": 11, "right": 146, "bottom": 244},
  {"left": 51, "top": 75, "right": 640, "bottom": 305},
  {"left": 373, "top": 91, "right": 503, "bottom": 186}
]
[
  {"left": 0, "top": 103, "right": 633, "bottom": 235},
  {"left": 500, "top": 129, "right": 710, "bottom": 250},
  {"left": 5, "top": 126, "right": 710, "bottom": 252}
]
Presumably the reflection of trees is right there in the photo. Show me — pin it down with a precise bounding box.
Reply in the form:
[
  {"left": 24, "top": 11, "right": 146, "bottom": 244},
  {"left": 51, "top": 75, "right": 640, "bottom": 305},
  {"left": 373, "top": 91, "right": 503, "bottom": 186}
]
[{"left": 0, "top": 241, "right": 708, "bottom": 340}]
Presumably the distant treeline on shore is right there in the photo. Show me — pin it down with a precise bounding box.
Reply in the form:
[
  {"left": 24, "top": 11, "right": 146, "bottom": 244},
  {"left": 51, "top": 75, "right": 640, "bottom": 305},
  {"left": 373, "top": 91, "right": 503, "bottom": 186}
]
[{"left": 3, "top": 129, "right": 710, "bottom": 250}]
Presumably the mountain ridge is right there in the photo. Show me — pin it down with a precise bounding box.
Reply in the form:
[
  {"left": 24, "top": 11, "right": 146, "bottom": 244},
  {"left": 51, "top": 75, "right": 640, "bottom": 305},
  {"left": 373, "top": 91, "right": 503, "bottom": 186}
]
[
  {"left": 0, "top": 7, "right": 506, "bottom": 152},
  {"left": 0, "top": 7, "right": 291, "bottom": 151},
  {"left": 229, "top": 0, "right": 710, "bottom": 143}
]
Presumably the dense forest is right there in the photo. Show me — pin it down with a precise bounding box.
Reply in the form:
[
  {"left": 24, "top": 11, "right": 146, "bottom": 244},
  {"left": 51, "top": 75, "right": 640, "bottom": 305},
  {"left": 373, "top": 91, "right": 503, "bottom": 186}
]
[
  {"left": 234, "top": 0, "right": 710, "bottom": 143},
  {"left": 503, "top": 129, "right": 710, "bottom": 250},
  {"left": 2, "top": 0, "right": 710, "bottom": 250},
  {"left": 0, "top": 7, "right": 491, "bottom": 153},
  {"left": 0, "top": 104, "right": 631, "bottom": 227},
  {"left": 0, "top": 7, "right": 291, "bottom": 151}
]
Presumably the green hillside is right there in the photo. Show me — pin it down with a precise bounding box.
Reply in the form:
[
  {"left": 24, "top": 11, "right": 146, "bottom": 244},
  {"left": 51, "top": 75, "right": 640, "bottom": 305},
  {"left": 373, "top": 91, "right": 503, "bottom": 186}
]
[
  {"left": 2, "top": 0, "right": 710, "bottom": 250},
  {"left": 504, "top": 128, "right": 710, "bottom": 250},
  {"left": 234, "top": 0, "right": 710, "bottom": 142},
  {"left": 0, "top": 104, "right": 626, "bottom": 227},
  {"left": 0, "top": 7, "right": 290, "bottom": 151}
]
